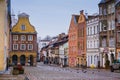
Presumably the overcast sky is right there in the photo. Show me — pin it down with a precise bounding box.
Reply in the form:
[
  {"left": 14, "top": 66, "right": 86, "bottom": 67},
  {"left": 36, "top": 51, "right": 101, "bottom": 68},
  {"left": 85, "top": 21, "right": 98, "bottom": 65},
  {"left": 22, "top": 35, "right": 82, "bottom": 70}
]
[{"left": 11, "top": 0, "right": 100, "bottom": 39}]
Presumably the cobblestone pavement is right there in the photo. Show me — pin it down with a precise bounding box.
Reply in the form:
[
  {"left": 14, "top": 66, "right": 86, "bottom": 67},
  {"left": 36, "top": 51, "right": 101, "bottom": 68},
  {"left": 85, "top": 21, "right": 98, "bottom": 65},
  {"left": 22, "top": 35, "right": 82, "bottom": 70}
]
[{"left": 24, "top": 62, "right": 120, "bottom": 80}]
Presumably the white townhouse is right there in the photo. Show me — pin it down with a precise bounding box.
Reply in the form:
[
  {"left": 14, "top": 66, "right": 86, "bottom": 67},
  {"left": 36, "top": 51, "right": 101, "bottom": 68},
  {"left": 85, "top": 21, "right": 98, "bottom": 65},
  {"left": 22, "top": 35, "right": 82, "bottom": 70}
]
[{"left": 86, "top": 14, "right": 100, "bottom": 68}]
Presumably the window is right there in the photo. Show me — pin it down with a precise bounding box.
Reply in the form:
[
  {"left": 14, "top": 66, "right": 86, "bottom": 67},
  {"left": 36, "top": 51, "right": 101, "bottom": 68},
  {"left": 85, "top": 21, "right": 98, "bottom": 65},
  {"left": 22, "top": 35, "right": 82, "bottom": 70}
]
[
  {"left": 13, "top": 35, "right": 18, "bottom": 41},
  {"left": 82, "top": 42, "right": 84, "bottom": 50},
  {"left": 97, "top": 40, "right": 99, "bottom": 48},
  {"left": 28, "top": 44, "right": 33, "bottom": 50},
  {"left": 94, "top": 41, "right": 95, "bottom": 48},
  {"left": 87, "top": 41, "right": 89, "bottom": 48},
  {"left": 112, "top": 20, "right": 115, "bottom": 30},
  {"left": 102, "top": 21, "right": 107, "bottom": 31},
  {"left": 88, "top": 28, "right": 89, "bottom": 35},
  {"left": 109, "top": 37, "right": 114, "bottom": 47},
  {"left": 90, "top": 41, "right": 92, "bottom": 48},
  {"left": 81, "top": 29, "right": 84, "bottom": 37},
  {"left": 97, "top": 25, "right": 99, "bottom": 33},
  {"left": 90, "top": 27, "right": 92, "bottom": 35},
  {"left": 91, "top": 56, "right": 92, "bottom": 64},
  {"left": 103, "top": 8, "right": 107, "bottom": 15},
  {"left": 42, "top": 43, "right": 46, "bottom": 47},
  {"left": 13, "top": 44, "right": 18, "bottom": 50},
  {"left": 28, "top": 35, "right": 33, "bottom": 41},
  {"left": 94, "top": 26, "right": 95, "bottom": 34},
  {"left": 99, "top": 7, "right": 102, "bottom": 15},
  {"left": 100, "top": 22, "right": 102, "bottom": 32},
  {"left": 108, "top": 4, "right": 111, "bottom": 14},
  {"left": 21, "top": 35, "right": 26, "bottom": 41},
  {"left": 111, "top": 3, "right": 115, "bottom": 13},
  {"left": 20, "top": 44, "right": 26, "bottom": 50},
  {"left": 21, "top": 25, "right": 25, "bottom": 30},
  {"left": 102, "top": 38, "right": 106, "bottom": 47}
]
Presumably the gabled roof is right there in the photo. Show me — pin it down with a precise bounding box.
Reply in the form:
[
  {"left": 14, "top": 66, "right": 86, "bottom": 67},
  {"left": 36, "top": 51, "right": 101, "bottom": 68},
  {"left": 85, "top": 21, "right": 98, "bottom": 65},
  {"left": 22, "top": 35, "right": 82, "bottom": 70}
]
[{"left": 12, "top": 12, "right": 37, "bottom": 34}]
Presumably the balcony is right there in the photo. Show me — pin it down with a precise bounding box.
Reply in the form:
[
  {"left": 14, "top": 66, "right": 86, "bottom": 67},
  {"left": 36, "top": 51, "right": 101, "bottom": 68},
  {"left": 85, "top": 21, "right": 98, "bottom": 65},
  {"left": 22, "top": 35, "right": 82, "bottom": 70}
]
[{"left": 99, "top": 31, "right": 107, "bottom": 36}]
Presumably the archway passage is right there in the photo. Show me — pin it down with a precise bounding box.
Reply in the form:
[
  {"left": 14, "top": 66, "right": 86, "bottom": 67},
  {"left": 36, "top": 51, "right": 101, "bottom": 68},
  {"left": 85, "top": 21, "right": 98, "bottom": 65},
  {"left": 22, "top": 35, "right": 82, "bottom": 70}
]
[
  {"left": 12, "top": 55, "right": 18, "bottom": 65},
  {"left": 20, "top": 55, "right": 26, "bottom": 66},
  {"left": 29, "top": 55, "right": 34, "bottom": 66}
]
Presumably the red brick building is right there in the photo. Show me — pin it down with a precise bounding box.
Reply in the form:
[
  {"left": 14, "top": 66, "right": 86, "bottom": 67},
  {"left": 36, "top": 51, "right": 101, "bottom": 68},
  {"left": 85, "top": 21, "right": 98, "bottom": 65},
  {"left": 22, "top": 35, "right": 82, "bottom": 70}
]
[{"left": 68, "top": 10, "right": 86, "bottom": 67}]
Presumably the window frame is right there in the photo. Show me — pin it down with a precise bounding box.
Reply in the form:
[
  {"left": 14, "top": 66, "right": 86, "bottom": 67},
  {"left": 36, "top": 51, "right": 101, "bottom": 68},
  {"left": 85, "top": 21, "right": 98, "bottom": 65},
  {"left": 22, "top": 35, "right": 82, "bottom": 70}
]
[
  {"left": 13, "top": 35, "right": 18, "bottom": 41},
  {"left": 20, "top": 44, "right": 26, "bottom": 50},
  {"left": 28, "top": 35, "right": 33, "bottom": 41},
  {"left": 21, "top": 35, "right": 26, "bottom": 41},
  {"left": 21, "top": 25, "right": 26, "bottom": 30},
  {"left": 28, "top": 44, "right": 33, "bottom": 50},
  {"left": 13, "top": 44, "right": 18, "bottom": 50}
]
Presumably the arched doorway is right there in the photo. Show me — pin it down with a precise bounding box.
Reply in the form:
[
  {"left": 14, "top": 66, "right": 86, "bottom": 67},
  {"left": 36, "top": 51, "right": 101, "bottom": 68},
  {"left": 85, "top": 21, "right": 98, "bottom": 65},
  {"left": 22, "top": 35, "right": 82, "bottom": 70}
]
[
  {"left": 12, "top": 55, "right": 18, "bottom": 65},
  {"left": 20, "top": 55, "right": 26, "bottom": 66},
  {"left": 28, "top": 55, "right": 34, "bottom": 66}
]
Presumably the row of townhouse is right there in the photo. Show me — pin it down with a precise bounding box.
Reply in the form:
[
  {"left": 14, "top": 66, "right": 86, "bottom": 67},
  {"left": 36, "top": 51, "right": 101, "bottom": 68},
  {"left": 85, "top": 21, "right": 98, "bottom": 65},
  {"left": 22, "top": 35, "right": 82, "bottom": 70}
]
[
  {"left": 69, "top": 0, "right": 120, "bottom": 68},
  {"left": 40, "top": 33, "right": 68, "bottom": 67},
  {"left": 86, "top": 15, "right": 100, "bottom": 68},
  {"left": 40, "top": 0, "right": 120, "bottom": 68}
]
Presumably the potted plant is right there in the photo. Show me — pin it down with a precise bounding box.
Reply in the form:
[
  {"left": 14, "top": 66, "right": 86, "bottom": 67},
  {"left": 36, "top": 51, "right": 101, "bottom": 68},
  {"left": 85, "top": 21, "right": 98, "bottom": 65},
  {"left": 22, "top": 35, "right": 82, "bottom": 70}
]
[
  {"left": 17, "top": 64, "right": 24, "bottom": 74},
  {"left": 12, "top": 66, "right": 19, "bottom": 75}
]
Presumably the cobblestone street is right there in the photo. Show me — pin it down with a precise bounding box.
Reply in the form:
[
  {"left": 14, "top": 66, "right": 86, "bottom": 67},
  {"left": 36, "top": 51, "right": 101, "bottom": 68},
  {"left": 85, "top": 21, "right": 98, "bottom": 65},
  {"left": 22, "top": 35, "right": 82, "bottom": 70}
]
[{"left": 24, "top": 62, "right": 120, "bottom": 80}]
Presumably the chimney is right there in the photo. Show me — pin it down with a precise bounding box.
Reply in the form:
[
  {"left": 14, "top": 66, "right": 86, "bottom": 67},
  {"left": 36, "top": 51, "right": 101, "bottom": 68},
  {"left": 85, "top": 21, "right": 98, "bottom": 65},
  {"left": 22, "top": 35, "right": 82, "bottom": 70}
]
[{"left": 58, "top": 33, "right": 65, "bottom": 41}]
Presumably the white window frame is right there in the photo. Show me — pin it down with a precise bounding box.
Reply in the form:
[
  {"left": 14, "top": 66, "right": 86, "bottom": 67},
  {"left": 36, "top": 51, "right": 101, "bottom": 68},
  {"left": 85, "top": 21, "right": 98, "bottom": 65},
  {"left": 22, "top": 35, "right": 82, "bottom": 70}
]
[
  {"left": 28, "top": 44, "right": 33, "bottom": 50},
  {"left": 21, "top": 25, "right": 25, "bottom": 30},
  {"left": 21, "top": 35, "right": 26, "bottom": 41},
  {"left": 20, "top": 44, "right": 26, "bottom": 50},
  {"left": 13, "top": 44, "right": 18, "bottom": 50},
  {"left": 28, "top": 35, "right": 33, "bottom": 41},
  {"left": 13, "top": 35, "right": 18, "bottom": 41}
]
